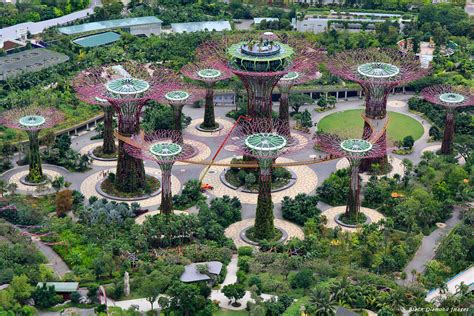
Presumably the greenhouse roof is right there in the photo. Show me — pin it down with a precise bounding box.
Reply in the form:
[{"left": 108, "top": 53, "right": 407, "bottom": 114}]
[
  {"left": 254, "top": 17, "right": 279, "bottom": 24},
  {"left": 72, "top": 31, "right": 121, "bottom": 47},
  {"left": 180, "top": 261, "right": 223, "bottom": 282},
  {"left": 0, "top": 48, "right": 69, "bottom": 80},
  {"left": 37, "top": 282, "right": 79, "bottom": 293},
  {"left": 171, "top": 21, "right": 231, "bottom": 33},
  {"left": 58, "top": 16, "right": 162, "bottom": 35}
]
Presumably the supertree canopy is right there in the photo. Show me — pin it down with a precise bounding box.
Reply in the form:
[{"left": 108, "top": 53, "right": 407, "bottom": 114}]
[
  {"left": 327, "top": 48, "right": 428, "bottom": 170},
  {"left": 199, "top": 33, "right": 319, "bottom": 120},
  {"left": 181, "top": 56, "right": 234, "bottom": 130},
  {"left": 421, "top": 85, "right": 474, "bottom": 155},
  {"left": 157, "top": 83, "right": 206, "bottom": 144},
  {"left": 232, "top": 118, "right": 307, "bottom": 240},
  {"left": 0, "top": 107, "right": 63, "bottom": 183},
  {"left": 73, "top": 62, "right": 175, "bottom": 193},
  {"left": 316, "top": 133, "right": 385, "bottom": 221},
  {"left": 122, "top": 130, "right": 196, "bottom": 215}
]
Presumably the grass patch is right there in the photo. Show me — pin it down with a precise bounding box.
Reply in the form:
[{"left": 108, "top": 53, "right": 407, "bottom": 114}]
[
  {"left": 317, "top": 109, "right": 424, "bottom": 142},
  {"left": 92, "top": 146, "right": 117, "bottom": 159},
  {"left": 101, "top": 175, "right": 160, "bottom": 198},
  {"left": 245, "top": 227, "right": 282, "bottom": 243}
]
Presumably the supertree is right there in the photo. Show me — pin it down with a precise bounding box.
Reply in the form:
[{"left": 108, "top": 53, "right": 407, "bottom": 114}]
[
  {"left": 276, "top": 48, "right": 323, "bottom": 137},
  {"left": 198, "top": 33, "right": 320, "bottom": 121},
  {"left": 73, "top": 62, "right": 175, "bottom": 193},
  {"left": 421, "top": 85, "right": 474, "bottom": 155},
  {"left": 327, "top": 48, "right": 428, "bottom": 171},
  {"left": 0, "top": 107, "right": 63, "bottom": 183},
  {"left": 232, "top": 118, "right": 306, "bottom": 240},
  {"left": 157, "top": 83, "right": 206, "bottom": 144},
  {"left": 121, "top": 130, "right": 196, "bottom": 215},
  {"left": 74, "top": 69, "right": 117, "bottom": 156},
  {"left": 316, "top": 133, "right": 385, "bottom": 221},
  {"left": 181, "top": 56, "right": 234, "bottom": 131}
]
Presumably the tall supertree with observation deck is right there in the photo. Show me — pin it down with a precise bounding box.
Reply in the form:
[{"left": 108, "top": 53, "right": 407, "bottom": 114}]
[
  {"left": 327, "top": 48, "right": 428, "bottom": 171},
  {"left": 120, "top": 130, "right": 196, "bottom": 215},
  {"left": 158, "top": 84, "right": 205, "bottom": 144},
  {"left": 74, "top": 63, "right": 176, "bottom": 193},
  {"left": 421, "top": 85, "right": 474, "bottom": 155},
  {"left": 232, "top": 118, "right": 307, "bottom": 240},
  {"left": 0, "top": 107, "right": 63, "bottom": 183},
  {"left": 199, "top": 33, "right": 319, "bottom": 121},
  {"left": 181, "top": 56, "right": 234, "bottom": 131},
  {"left": 316, "top": 133, "right": 385, "bottom": 222}
]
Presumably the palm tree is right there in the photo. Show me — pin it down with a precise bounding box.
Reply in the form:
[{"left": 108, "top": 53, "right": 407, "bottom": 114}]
[
  {"left": 331, "top": 278, "right": 355, "bottom": 305},
  {"left": 307, "top": 288, "right": 337, "bottom": 316}
]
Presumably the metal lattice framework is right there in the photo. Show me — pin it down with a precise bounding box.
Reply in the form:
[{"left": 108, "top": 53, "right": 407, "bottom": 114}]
[
  {"left": 73, "top": 62, "right": 177, "bottom": 193},
  {"left": 316, "top": 132, "right": 385, "bottom": 219},
  {"left": 123, "top": 130, "right": 196, "bottom": 215},
  {"left": 327, "top": 48, "right": 429, "bottom": 170},
  {"left": 181, "top": 56, "right": 234, "bottom": 130},
  {"left": 421, "top": 85, "right": 474, "bottom": 155},
  {"left": 156, "top": 83, "right": 206, "bottom": 144},
  {"left": 0, "top": 107, "right": 63, "bottom": 182},
  {"left": 231, "top": 118, "right": 309, "bottom": 240},
  {"left": 197, "top": 33, "right": 321, "bottom": 121}
]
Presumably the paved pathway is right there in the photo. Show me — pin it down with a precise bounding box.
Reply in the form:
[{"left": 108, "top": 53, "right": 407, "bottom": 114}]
[{"left": 399, "top": 206, "right": 463, "bottom": 286}]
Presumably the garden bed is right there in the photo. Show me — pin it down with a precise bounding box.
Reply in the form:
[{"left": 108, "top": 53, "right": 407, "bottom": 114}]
[
  {"left": 240, "top": 226, "right": 287, "bottom": 246},
  {"left": 90, "top": 146, "right": 118, "bottom": 160},
  {"left": 98, "top": 175, "right": 161, "bottom": 201},
  {"left": 335, "top": 212, "right": 370, "bottom": 228}
]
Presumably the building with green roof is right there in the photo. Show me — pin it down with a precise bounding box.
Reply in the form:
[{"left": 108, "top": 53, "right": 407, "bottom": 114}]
[{"left": 58, "top": 16, "right": 162, "bottom": 37}]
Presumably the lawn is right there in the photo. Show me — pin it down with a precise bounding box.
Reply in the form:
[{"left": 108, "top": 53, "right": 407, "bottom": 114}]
[{"left": 317, "top": 109, "right": 424, "bottom": 142}]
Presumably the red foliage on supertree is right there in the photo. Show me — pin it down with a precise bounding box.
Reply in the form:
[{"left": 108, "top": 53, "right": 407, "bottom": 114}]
[
  {"left": 0, "top": 106, "right": 64, "bottom": 131},
  {"left": 181, "top": 57, "right": 233, "bottom": 84},
  {"left": 123, "top": 130, "right": 197, "bottom": 215},
  {"left": 421, "top": 85, "right": 474, "bottom": 109},
  {"left": 327, "top": 48, "right": 428, "bottom": 87},
  {"left": 421, "top": 85, "right": 474, "bottom": 155}
]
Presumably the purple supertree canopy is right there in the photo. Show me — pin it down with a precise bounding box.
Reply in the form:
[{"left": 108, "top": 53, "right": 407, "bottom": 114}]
[
  {"left": 327, "top": 48, "right": 428, "bottom": 87},
  {"left": 231, "top": 118, "right": 308, "bottom": 160},
  {"left": 122, "top": 130, "right": 197, "bottom": 164},
  {"left": 0, "top": 107, "right": 64, "bottom": 132},
  {"left": 421, "top": 85, "right": 474, "bottom": 109},
  {"left": 73, "top": 62, "right": 178, "bottom": 105},
  {"left": 315, "top": 133, "right": 386, "bottom": 163},
  {"left": 156, "top": 82, "right": 206, "bottom": 106},
  {"left": 181, "top": 56, "right": 234, "bottom": 84}
]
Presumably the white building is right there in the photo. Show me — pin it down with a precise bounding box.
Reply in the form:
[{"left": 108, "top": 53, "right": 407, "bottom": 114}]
[{"left": 171, "top": 21, "right": 231, "bottom": 33}]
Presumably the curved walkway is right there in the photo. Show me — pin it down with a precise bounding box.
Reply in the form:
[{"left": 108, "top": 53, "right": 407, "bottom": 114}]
[{"left": 399, "top": 206, "right": 463, "bottom": 286}]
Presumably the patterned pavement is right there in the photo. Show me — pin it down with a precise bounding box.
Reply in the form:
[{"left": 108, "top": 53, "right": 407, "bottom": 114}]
[
  {"left": 199, "top": 157, "right": 318, "bottom": 204},
  {"left": 387, "top": 100, "right": 407, "bottom": 108},
  {"left": 186, "top": 118, "right": 234, "bottom": 138},
  {"left": 225, "top": 218, "right": 305, "bottom": 248},
  {"left": 176, "top": 139, "right": 212, "bottom": 166},
  {"left": 321, "top": 206, "right": 385, "bottom": 233},
  {"left": 9, "top": 168, "right": 61, "bottom": 192},
  {"left": 79, "top": 167, "right": 181, "bottom": 207}
]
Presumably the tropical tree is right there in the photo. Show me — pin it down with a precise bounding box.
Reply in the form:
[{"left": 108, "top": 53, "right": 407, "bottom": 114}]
[
  {"left": 307, "top": 287, "right": 337, "bottom": 316},
  {"left": 222, "top": 284, "right": 246, "bottom": 306}
]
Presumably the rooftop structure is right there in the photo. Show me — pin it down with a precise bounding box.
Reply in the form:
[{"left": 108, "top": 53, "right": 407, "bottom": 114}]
[
  {"left": 171, "top": 21, "right": 231, "bottom": 33},
  {"left": 58, "top": 16, "right": 162, "bottom": 37},
  {"left": 0, "top": 48, "right": 69, "bottom": 80},
  {"left": 180, "top": 261, "right": 223, "bottom": 283},
  {"left": 72, "top": 31, "right": 121, "bottom": 48}
]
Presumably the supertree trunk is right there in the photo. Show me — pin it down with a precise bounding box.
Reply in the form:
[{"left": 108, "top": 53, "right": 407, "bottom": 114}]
[
  {"left": 202, "top": 85, "right": 217, "bottom": 129},
  {"left": 237, "top": 74, "right": 281, "bottom": 119},
  {"left": 360, "top": 86, "right": 389, "bottom": 172},
  {"left": 102, "top": 106, "right": 116, "bottom": 155},
  {"left": 441, "top": 109, "right": 455, "bottom": 155},
  {"left": 345, "top": 161, "right": 361, "bottom": 219},
  {"left": 254, "top": 159, "right": 275, "bottom": 240},
  {"left": 278, "top": 91, "right": 291, "bottom": 138},
  {"left": 27, "top": 131, "right": 43, "bottom": 182},
  {"left": 115, "top": 111, "right": 146, "bottom": 193},
  {"left": 172, "top": 104, "right": 185, "bottom": 144},
  {"left": 159, "top": 164, "right": 173, "bottom": 215}
]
